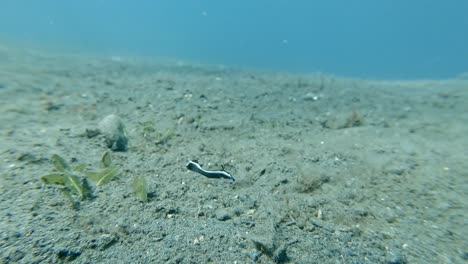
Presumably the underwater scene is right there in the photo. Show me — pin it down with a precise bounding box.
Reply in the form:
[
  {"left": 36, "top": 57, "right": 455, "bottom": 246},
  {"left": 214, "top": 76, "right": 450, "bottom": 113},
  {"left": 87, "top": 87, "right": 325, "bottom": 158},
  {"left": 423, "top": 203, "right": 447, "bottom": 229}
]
[{"left": 0, "top": 1, "right": 467, "bottom": 263}]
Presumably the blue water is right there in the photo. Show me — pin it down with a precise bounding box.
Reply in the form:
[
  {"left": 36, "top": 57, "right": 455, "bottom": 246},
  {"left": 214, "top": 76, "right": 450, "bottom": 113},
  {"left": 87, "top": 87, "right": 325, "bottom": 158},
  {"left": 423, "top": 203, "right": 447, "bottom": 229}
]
[{"left": 1, "top": 0, "right": 467, "bottom": 79}]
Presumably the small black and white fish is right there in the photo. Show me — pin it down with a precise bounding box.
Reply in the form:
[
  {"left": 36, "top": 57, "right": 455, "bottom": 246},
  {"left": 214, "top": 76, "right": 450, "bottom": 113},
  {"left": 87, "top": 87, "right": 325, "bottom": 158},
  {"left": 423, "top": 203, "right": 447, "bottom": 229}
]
[{"left": 186, "top": 160, "right": 235, "bottom": 182}]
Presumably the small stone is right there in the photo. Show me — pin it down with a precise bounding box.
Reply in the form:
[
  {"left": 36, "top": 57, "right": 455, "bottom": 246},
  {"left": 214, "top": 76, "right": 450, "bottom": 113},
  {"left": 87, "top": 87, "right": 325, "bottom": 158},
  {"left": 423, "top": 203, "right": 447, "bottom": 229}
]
[
  {"left": 216, "top": 211, "right": 231, "bottom": 221},
  {"left": 303, "top": 92, "right": 320, "bottom": 101},
  {"left": 56, "top": 248, "right": 81, "bottom": 261},
  {"left": 385, "top": 252, "right": 406, "bottom": 264},
  {"left": 274, "top": 246, "right": 288, "bottom": 263},
  {"left": 250, "top": 251, "right": 261, "bottom": 262},
  {"left": 98, "top": 114, "right": 128, "bottom": 151},
  {"left": 88, "top": 233, "right": 118, "bottom": 251},
  {"left": 174, "top": 255, "right": 184, "bottom": 264},
  {"left": 383, "top": 207, "right": 398, "bottom": 223}
]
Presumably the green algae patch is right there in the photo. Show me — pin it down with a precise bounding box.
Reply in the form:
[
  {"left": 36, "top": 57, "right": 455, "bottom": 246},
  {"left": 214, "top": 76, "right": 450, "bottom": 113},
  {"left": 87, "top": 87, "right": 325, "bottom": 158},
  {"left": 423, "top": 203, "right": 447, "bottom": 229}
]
[
  {"left": 51, "top": 154, "right": 71, "bottom": 172},
  {"left": 41, "top": 173, "right": 67, "bottom": 185},
  {"left": 86, "top": 151, "right": 120, "bottom": 186},
  {"left": 86, "top": 166, "right": 119, "bottom": 186},
  {"left": 73, "top": 163, "right": 87, "bottom": 172},
  {"left": 64, "top": 174, "right": 85, "bottom": 197},
  {"left": 41, "top": 154, "right": 91, "bottom": 198},
  {"left": 101, "top": 150, "right": 112, "bottom": 168},
  {"left": 132, "top": 176, "right": 148, "bottom": 202},
  {"left": 40, "top": 154, "right": 92, "bottom": 209},
  {"left": 40, "top": 151, "right": 120, "bottom": 209}
]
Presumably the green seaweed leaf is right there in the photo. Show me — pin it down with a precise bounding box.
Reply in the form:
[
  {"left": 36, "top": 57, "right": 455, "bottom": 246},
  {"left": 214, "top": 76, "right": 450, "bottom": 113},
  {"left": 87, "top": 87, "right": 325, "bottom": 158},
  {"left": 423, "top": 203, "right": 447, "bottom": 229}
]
[
  {"left": 64, "top": 174, "right": 84, "bottom": 197},
  {"left": 132, "top": 176, "right": 148, "bottom": 202},
  {"left": 73, "top": 163, "right": 87, "bottom": 172},
  {"left": 41, "top": 173, "right": 66, "bottom": 185},
  {"left": 51, "top": 154, "right": 70, "bottom": 172},
  {"left": 101, "top": 151, "right": 111, "bottom": 168},
  {"left": 86, "top": 166, "right": 119, "bottom": 186}
]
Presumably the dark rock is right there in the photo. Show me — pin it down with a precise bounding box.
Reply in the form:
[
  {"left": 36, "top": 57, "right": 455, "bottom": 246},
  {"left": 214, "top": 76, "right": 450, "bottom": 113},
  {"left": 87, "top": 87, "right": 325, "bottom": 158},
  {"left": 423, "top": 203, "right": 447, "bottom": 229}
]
[
  {"left": 56, "top": 248, "right": 81, "bottom": 261},
  {"left": 216, "top": 211, "right": 231, "bottom": 221},
  {"left": 274, "top": 246, "right": 288, "bottom": 263},
  {"left": 250, "top": 251, "right": 261, "bottom": 262}
]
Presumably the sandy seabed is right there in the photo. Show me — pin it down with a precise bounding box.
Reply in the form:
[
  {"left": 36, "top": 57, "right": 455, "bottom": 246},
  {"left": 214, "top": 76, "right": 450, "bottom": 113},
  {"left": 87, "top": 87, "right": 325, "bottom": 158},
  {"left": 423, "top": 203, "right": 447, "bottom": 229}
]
[{"left": 0, "top": 45, "right": 467, "bottom": 263}]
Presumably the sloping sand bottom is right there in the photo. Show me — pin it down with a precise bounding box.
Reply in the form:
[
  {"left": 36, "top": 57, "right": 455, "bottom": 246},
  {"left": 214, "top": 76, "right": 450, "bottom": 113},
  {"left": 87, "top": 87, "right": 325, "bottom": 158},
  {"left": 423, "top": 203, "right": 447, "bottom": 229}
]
[{"left": 1, "top": 46, "right": 467, "bottom": 263}]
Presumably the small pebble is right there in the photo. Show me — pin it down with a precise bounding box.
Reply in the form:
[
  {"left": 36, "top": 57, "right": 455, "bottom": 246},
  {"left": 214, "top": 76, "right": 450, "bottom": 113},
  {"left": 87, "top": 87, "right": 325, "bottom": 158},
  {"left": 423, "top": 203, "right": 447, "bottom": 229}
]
[
  {"left": 385, "top": 252, "right": 406, "bottom": 264},
  {"left": 250, "top": 251, "right": 261, "bottom": 262},
  {"left": 216, "top": 211, "right": 231, "bottom": 221},
  {"left": 98, "top": 114, "right": 128, "bottom": 151}
]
